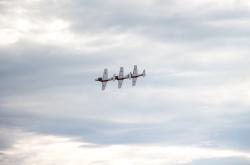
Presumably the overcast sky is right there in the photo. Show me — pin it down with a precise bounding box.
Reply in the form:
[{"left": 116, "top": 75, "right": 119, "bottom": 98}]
[{"left": 1, "top": 0, "right": 250, "bottom": 164}]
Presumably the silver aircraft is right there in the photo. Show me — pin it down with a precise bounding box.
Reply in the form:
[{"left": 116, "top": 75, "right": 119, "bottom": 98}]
[
  {"left": 113, "top": 67, "right": 131, "bottom": 88},
  {"left": 95, "top": 68, "right": 114, "bottom": 90},
  {"left": 130, "top": 65, "right": 146, "bottom": 86}
]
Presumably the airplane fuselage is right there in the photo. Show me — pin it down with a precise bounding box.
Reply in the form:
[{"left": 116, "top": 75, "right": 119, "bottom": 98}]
[
  {"left": 95, "top": 77, "right": 112, "bottom": 82},
  {"left": 131, "top": 74, "right": 143, "bottom": 78},
  {"left": 115, "top": 75, "right": 129, "bottom": 80}
]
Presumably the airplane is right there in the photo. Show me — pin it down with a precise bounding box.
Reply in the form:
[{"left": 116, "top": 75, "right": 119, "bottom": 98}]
[
  {"left": 130, "top": 65, "right": 146, "bottom": 86},
  {"left": 95, "top": 68, "right": 114, "bottom": 90},
  {"left": 114, "top": 67, "right": 131, "bottom": 88}
]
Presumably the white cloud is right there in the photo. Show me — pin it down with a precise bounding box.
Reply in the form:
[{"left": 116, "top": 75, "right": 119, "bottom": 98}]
[{"left": 1, "top": 129, "right": 250, "bottom": 165}]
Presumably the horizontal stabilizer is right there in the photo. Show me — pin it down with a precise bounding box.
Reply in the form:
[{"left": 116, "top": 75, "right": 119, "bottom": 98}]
[
  {"left": 113, "top": 74, "right": 116, "bottom": 81},
  {"left": 103, "top": 68, "right": 108, "bottom": 80}
]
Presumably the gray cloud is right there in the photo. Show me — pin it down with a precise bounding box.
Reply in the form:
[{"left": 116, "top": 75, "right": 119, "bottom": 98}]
[
  {"left": 3, "top": 0, "right": 250, "bottom": 43},
  {"left": 0, "top": 40, "right": 121, "bottom": 97},
  {"left": 1, "top": 101, "right": 250, "bottom": 151},
  {"left": 0, "top": 0, "right": 250, "bottom": 164},
  {"left": 61, "top": 0, "right": 250, "bottom": 43}
]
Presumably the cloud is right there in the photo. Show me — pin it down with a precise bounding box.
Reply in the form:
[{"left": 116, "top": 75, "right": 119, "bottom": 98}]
[
  {"left": 0, "top": 39, "right": 250, "bottom": 150},
  {"left": 0, "top": 0, "right": 250, "bottom": 164},
  {"left": 2, "top": 0, "right": 250, "bottom": 47},
  {"left": 1, "top": 129, "right": 250, "bottom": 165},
  {"left": 186, "top": 156, "right": 250, "bottom": 165}
]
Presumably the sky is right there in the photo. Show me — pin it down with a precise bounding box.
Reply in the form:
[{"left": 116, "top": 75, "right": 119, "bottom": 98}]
[{"left": 0, "top": 0, "right": 250, "bottom": 164}]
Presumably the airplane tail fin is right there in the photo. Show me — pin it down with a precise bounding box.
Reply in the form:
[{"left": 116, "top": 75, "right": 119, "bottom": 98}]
[{"left": 142, "top": 69, "right": 146, "bottom": 78}]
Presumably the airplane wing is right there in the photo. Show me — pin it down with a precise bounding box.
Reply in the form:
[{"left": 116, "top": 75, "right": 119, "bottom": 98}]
[
  {"left": 119, "top": 67, "right": 124, "bottom": 77},
  {"left": 132, "top": 78, "right": 137, "bottom": 86},
  {"left": 133, "top": 65, "right": 138, "bottom": 75},
  {"left": 103, "top": 68, "right": 108, "bottom": 80},
  {"left": 102, "top": 81, "right": 107, "bottom": 90},
  {"left": 118, "top": 80, "right": 123, "bottom": 88}
]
